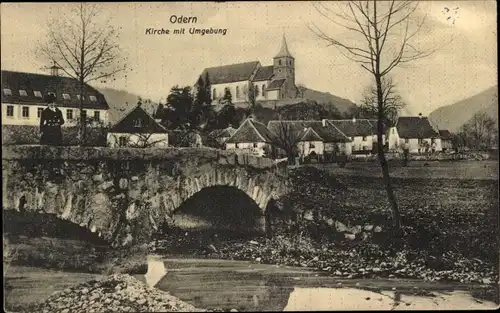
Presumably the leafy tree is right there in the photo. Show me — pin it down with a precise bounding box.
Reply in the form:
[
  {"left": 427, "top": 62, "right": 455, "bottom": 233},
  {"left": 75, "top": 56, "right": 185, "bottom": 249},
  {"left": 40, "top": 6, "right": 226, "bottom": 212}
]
[
  {"left": 154, "top": 102, "right": 166, "bottom": 120},
  {"left": 165, "top": 86, "right": 194, "bottom": 129},
  {"left": 222, "top": 88, "right": 233, "bottom": 104}
]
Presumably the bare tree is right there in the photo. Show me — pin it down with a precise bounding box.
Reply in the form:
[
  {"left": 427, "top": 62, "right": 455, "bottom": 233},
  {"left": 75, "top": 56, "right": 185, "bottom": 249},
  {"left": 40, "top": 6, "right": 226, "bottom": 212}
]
[
  {"left": 270, "top": 120, "right": 302, "bottom": 165},
  {"left": 39, "top": 3, "right": 128, "bottom": 145},
  {"left": 309, "top": 1, "right": 446, "bottom": 230},
  {"left": 460, "top": 112, "right": 497, "bottom": 150},
  {"left": 110, "top": 133, "right": 167, "bottom": 148},
  {"left": 360, "top": 76, "right": 406, "bottom": 127}
]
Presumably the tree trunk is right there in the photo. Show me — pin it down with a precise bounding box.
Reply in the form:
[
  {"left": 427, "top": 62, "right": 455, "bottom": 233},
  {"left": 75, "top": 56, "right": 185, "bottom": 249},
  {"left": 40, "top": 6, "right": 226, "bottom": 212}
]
[
  {"left": 79, "top": 78, "right": 85, "bottom": 146},
  {"left": 375, "top": 75, "right": 401, "bottom": 230}
]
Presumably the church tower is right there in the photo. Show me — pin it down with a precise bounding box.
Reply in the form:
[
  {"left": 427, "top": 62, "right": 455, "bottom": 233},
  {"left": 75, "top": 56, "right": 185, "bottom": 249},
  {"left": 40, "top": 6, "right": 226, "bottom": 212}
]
[{"left": 272, "top": 34, "right": 295, "bottom": 98}]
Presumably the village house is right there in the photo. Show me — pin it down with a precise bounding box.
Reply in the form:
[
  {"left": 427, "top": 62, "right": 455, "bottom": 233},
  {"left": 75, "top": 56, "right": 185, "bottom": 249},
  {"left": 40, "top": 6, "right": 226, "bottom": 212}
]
[
  {"left": 267, "top": 119, "right": 352, "bottom": 162},
  {"left": 225, "top": 118, "right": 276, "bottom": 157},
  {"left": 439, "top": 130, "right": 453, "bottom": 152},
  {"left": 1, "top": 68, "right": 109, "bottom": 127},
  {"left": 195, "top": 34, "right": 299, "bottom": 107},
  {"left": 387, "top": 114, "right": 442, "bottom": 153},
  {"left": 107, "top": 103, "right": 168, "bottom": 148},
  {"left": 330, "top": 118, "right": 375, "bottom": 153}
]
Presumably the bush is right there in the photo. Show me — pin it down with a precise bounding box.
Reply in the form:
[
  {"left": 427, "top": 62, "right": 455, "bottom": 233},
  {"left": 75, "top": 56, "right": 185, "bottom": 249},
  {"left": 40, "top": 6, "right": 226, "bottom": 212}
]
[{"left": 2, "top": 125, "right": 108, "bottom": 146}]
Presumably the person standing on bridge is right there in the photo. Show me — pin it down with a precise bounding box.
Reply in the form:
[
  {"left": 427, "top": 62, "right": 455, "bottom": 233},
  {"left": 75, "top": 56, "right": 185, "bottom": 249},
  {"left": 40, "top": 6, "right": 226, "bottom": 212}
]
[{"left": 40, "top": 93, "right": 65, "bottom": 145}]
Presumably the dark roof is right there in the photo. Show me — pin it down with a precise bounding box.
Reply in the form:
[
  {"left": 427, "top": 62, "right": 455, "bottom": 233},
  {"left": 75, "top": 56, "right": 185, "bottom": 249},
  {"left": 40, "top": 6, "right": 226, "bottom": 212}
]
[
  {"left": 109, "top": 104, "right": 168, "bottom": 134},
  {"left": 367, "top": 119, "right": 388, "bottom": 134},
  {"left": 330, "top": 119, "right": 374, "bottom": 137},
  {"left": 200, "top": 61, "right": 259, "bottom": 85},
  {"left": 252, "top": 66, "right": 274, "bottom": 82},
  {"left": 1, "top": 70, "right": 109, "bottom": 110},
  {"left": 396, "top": 116, "right": 440, "bottom": 138},
  {"left": 210, "top": 127, "right": 237, "bottom": 138},
  {"left": 439, "top": 129, "right": 452, "bottom": 140},
  {"left": 267, "top": 120, "right": 351, "bottom": 143},
  {"left": 299, "top": 127, "right": 323, "bottom": 142},
  {"left": 226, "top": 118, "right": 275, "bottom": 144},
  {"left": 267, "top": 79, "right": 286, "bottom": 90}
]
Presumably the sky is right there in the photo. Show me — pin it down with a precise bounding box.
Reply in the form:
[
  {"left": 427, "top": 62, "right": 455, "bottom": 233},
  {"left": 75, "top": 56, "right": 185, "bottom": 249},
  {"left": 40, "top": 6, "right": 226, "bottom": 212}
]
[{"left": 1, "top": 1, "right": 497, "bottom": 115}]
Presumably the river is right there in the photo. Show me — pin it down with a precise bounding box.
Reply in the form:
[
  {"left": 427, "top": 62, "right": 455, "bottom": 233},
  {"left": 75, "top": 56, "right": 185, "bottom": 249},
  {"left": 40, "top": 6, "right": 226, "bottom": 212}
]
[{"left": 133, "top": 256, "right": 499, "bottom": 311}]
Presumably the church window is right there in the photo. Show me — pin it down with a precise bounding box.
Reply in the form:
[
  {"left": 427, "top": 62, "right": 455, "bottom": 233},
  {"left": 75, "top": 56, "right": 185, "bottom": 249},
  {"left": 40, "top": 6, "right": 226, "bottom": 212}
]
[
  {"left": 213, "top": 88, "right": 217, "bottom": 100},
  {"left": 255, "top": 85, "right": 260, "bottom": 97},
  {"left": 262, "top": 84, "right": 265, "bottom": 97},
  {"left": 236, "top": 86, "right": 240, "bottom": 98},
  {"left": 279, "top": 60, "right": 282, "bottom": 66}
]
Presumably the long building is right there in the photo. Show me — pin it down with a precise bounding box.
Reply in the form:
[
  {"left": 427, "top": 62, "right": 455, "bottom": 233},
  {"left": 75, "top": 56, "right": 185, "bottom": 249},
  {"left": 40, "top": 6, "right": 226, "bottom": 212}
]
[{"left": 1, "top": 68, "right": 109, "bottom": 127}]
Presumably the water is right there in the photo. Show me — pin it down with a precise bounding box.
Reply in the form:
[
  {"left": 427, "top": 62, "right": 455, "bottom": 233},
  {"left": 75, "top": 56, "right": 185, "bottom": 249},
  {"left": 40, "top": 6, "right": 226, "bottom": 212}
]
[{"left": 139, "top": 257, "right": 499, "bottom": 311}]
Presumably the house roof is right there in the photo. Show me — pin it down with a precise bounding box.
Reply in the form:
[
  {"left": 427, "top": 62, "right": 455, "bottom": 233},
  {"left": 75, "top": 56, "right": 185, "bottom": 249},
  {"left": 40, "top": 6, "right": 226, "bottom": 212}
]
[
  {"left": 299, "top": 127, "right": 323, "bottom": 142},
  {"left": 1, "top": 70, "right": 109, "bottom": 110},
  {"left": 367, "top": 119, "right": 388, "bottom": 134},
  {"left": 226, "top": 118, "right": 275, "bottom": 144},
  {"left": 210, "top": 126, "right": 237, "bottom": 138},
  {"left": 108, "top": 104, "right": 168, "bottom": 134},
  {"left": 439, "top": 129, "right": 452, "bottom": 140},
  {"left": 396, "top": 116, "right": 440, "bottom": 138},
  {"left": 252, "top": 66, "right": 274, "bottom": 82},
  {"left": 330, "top": 119, "right": 374, "bottom": 137},
  {"left": 200, "top": 61, "right": 260, "bottom": 85},
  {"left": 274, "top": 34, "right": 294, "bottom": 59},
  {"left": 267, "top": 79, "right": 286, "bottom": 90},
  {"left": 267, "top": 120, "right": 351, "bottom": 143}
]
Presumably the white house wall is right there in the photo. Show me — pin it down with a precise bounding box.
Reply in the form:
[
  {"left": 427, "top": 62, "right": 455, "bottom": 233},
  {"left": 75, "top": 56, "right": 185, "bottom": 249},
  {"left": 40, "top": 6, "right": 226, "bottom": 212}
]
[
  {"left": 2, "top": 103, "right": 109, "bottom": 127},
  {"left": 107, "top": 132, "right": 169, "bottom": 148},
  {"left": 298, "top": 141, "right": 325, "bottom": 157},
  {"left": 349, "top": 135, "right": 373, "bottom": 152}
]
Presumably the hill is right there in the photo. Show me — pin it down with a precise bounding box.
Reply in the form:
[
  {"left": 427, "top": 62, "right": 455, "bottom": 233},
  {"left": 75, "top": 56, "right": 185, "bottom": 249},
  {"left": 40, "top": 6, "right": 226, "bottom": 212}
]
[
  {"left": 428, "top": 85, "right": 498, "bottom": 132},
  {"left": 300, "top": 87, "right": 356, "bottom": 114},
  {"left": 97, "top": 88, "right": 157, "bottom": 124}
]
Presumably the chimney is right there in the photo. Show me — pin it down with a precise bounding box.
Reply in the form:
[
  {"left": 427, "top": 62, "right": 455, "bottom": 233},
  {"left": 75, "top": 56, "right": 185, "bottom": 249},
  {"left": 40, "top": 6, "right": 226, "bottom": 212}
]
[
  {"left": 352, "top": 117, "right": 356, "bottom": 123},
  {"left": 322, "top": 119, "right": 327, "bottom": 127},
  {"left": 418, "top": 113, "right": 423, "bottom": 119},
  {"left": 50, "top": 62, "right": 59, "bottom": 76}
]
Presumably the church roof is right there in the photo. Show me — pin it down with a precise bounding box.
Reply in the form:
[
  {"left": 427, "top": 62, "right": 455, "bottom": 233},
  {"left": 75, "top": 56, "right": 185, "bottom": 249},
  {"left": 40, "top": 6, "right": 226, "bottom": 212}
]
[
  {"left": 253, "top": 66, "right": 274, "bottom": 82},
  {"left": 274, "top": 34, "right": 293, "bottom": 58},
  {"left": 200, "top": 61, "right": 260, "bottom": 85},
  {"left": 226, "top": 118, "right": 275, "bottom": 144},
  {"left": 109, "top": 104, "right": 168, "bottom": 134},
  {"left": 267, "top": 79, "right": 286, "bottom": 90}
]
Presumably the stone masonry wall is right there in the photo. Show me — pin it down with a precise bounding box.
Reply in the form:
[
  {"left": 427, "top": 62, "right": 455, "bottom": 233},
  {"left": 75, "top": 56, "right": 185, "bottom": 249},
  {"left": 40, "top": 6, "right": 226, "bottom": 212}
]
[{"left": 2, "top": 146, "right": 288, "bottom": 246}]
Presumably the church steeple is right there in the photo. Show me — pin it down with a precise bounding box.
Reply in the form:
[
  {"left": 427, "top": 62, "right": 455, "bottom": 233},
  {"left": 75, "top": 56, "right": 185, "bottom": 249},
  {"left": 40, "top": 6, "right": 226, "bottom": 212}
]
[{"left": 275, "top": 33, "right": 293, "bottom": 58}]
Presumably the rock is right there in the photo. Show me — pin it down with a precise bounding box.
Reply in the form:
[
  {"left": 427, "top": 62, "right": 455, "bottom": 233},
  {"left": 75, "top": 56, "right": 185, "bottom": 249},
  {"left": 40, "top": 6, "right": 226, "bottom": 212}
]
[
  {"left": 374, "top": 226, "right": 382, "bottom": 233},
  {"left": 364, "top": 225, "right": 374, "bottom": 231},
  {"left": 312, "top": 256, "right": 319, "bottom": 262},
  {"left": 255, "top": 257, "right": 261, "bottom": 262},
  {"left": 81, "top": 288, "right": 89, "bottom": 295},
  {"left": 131, "top": 176, "right": 139, "bottom": 181},
  {"left": 335, "top": 270, "right": 342, "bottom": 276},
  {"left": 249, "top": 240, "right": 259, "bottom": 245},
  {"left": 344, "top": 233, "right": 356, "bottom": 241},
  {"left": 482, "top": 278, "right": 492, "bottom": 284},
  {"left": 92, "top": 174, "right": 103, "bottom": 182},
  {"left": 230, "top": 309, "right": 238, "bottom": 312},
  {"left": 136, "top": 298, "right": 147, "bottom": 305},
  {"left": 336, "top": 282, "right": 343, "bottom": 287}
]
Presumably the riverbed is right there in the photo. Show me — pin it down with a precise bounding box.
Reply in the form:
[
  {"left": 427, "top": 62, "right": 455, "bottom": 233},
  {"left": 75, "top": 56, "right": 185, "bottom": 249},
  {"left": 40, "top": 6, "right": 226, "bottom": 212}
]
[{"left": 5, "top": 257, "right": 499, "bottom": 312}]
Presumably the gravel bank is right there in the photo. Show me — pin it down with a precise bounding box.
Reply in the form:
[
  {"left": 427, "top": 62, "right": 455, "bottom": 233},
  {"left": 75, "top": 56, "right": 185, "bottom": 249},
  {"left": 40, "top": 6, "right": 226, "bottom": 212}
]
[{"left": 21, "top": 274, "right": 203, "bottom": 313}]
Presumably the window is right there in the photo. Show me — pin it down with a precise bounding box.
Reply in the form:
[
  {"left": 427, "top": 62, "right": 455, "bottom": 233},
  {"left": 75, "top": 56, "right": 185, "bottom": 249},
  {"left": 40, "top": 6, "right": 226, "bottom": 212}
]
[
  {"left": 19, "top": 90, "right": 28, "bottom": 96},
  {"left": 279, "top": 60, "right": 282, "bottom": 65},
  {"left": 213, "top": 88, "right": 217, "bottom": 100},
  {"left": 262, "top": 84, "right": 265, "bottom": 96},
  {"left": 255, "top": 85, "right": 260, "bottom": 97},
  {"left": 236, "top": 86, "right": 240, "bottom": 98},
  {"left": 34, "top": 91, "right": 42, "bottom": 98},
  {"left": 253, "top": 143, "right": 258, "bottom": 148},
  {"left": 67, "top": 109, "right": 73, "bottom": 120},
  {"left": 62, "top": 93, "right": 71, "bottom": 100},
  {"left": 6, "top": 105, "right": 14, "bottom": 117},
  {"left": 119, "top": 136, "right": 128, "bottom": 147},
  {"left": 3, "top": 88, "right": 12, "bottom": 96},
  {"left": 22, "top": 106, "right": 29, "bottom": 118},
  {"left": 82, "top": 110, "right": 87, "bottom": 120},
  {"left": 362, "top": 136, "right": 367, "bottom": 141},
  {"left": 94, "top": 111, "right": 100, "bottom": 120},
  {"left": 37, "top": 107, "right": 44, "bottom": 118},
  {"left": 76, "top": 95, "right": 85, "bottom": 100},
  {"left": 133, "top": 119, "right": 143, "bottom": 127},
  {"left": 89, "top": 95, "right": 97, "bottom": 102}
]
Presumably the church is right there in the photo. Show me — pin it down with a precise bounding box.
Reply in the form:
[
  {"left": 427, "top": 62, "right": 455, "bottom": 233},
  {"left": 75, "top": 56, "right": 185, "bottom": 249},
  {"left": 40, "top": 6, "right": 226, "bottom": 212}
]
[{"left": 196, "top": 34, "right": 299, "bottom": 106}]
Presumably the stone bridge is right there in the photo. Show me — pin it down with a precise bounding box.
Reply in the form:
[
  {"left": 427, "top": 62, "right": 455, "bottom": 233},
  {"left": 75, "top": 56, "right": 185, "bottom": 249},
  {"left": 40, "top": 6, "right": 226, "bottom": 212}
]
[{"left": 2, "top": 145, "right": 289, "bottom": 245}]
